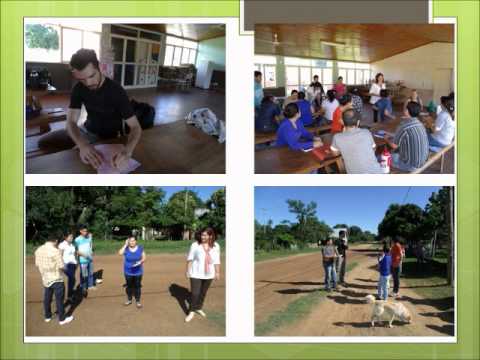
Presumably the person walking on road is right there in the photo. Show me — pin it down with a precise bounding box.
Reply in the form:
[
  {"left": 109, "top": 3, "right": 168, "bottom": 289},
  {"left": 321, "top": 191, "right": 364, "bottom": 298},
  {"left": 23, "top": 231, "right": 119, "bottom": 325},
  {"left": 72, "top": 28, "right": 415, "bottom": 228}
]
[{"left": 185, "top": 227, "right": 221, "bottom": 322}]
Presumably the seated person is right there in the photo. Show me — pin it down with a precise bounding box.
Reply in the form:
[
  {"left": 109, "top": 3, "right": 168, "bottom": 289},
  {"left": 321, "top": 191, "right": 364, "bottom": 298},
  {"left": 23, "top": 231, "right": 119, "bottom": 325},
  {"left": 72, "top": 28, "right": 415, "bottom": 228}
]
[
  {"left": 374, "top": 89, "right": 395, "bottom": 122},
  {"left": 276, "top": 103, "right": 323, "bottom": 151},
  {"left": 321, "top": 90, "right": 339, "bottom": 125},
  {"left": 331, "top": 94, "right": 352, "bottom": 134},
  {"left": 331, "top": 109, "right": 383, "bottom": 174},
  {"left": 428, "top": 96, "right": 455, "bottom": 151},
  {"left": 254, "top": 70, "right": 263, "bottom": 110},
  {"left": 311, "top": 92, "right": 327, "bottom": 125},
  {"left": 283, "top": 90, "right": 299, "bottom": 109},
  {"left": 296, "top": 91, "right": 314, "bottom": 127},
  {"left": 255, "top": 95, "right": 282, "bottom": 133},
  {"left": 383, "top": 101, "right": 429, "bottom": 171},
  {"left": 350, "top": 88, "right": 364, "bottom": 118},
  {"left": 436, "top": 91, "right": 454, "bottom": 115},
  {"left": 39, "top": 49, "right": 142, "bottom": 169},
  {"left": 403, "top": 89, "right": 423, "bottom": 112}
]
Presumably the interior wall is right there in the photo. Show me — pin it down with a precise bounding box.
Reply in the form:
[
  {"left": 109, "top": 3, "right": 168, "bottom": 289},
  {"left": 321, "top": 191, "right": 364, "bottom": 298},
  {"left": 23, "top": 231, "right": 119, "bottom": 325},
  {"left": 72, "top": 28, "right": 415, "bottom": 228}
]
[
  {"left": 371, "top": 42, "right": 454, "bottom": 103},
  {"left": 196, "top": 36, "right": 225, "bottom": 71}
]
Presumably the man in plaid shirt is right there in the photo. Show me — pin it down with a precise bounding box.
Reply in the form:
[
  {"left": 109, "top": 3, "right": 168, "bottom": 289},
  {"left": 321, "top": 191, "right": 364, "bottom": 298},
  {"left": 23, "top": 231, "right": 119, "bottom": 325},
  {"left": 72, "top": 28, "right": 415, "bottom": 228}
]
[{"left": 34, "top": 239, "right": 74, "bottom": 325}]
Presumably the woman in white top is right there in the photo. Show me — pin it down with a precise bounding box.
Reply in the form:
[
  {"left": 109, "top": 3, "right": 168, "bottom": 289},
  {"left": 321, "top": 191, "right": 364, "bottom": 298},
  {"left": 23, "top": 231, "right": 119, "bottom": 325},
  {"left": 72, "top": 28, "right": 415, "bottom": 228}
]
[
  {"left": 58, "top": 233, "right": 77, "bottom": 302},
  {"left": 428, "top": 96, "right": 455, "bottom": 150},
  {"left": 321, "top": 90, "right": 339, "bottom": 123},
  {"left": 185, "top": 227, "right": 221, "bottom": 322},
  {"left": 369, "top": 73, "right": 386, "bottom": 123}
]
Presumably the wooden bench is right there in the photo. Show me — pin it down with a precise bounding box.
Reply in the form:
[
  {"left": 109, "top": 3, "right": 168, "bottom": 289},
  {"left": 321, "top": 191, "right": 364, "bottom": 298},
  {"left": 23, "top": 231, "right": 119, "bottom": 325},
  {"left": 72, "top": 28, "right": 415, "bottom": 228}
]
[
  {"left": 255, "top": 124, "right": 331, "bottom": 145},
  {"left": 26, "top": 108, "right": 67, "bottom": 137},
  {"left": 390, "top": 142, "right": 454, "bottom": 174},
  {"left": 255, "top": 145, "right": 344, "bottom": 174}
]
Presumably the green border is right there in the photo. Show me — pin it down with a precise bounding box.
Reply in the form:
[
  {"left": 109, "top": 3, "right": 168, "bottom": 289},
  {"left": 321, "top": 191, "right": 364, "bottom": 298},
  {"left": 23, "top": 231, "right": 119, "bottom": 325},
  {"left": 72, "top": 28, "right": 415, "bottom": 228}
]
[{"left": 1, "top": 0, "right": 479, "bottom": 359}]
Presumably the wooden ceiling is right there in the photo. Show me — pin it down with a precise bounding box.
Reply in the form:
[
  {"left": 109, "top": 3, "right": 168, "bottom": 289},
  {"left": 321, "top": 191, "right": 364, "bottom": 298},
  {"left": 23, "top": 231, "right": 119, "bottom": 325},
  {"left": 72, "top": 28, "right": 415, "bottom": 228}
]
[
  {"left": 131, "top": 24, "right": 225, "bottom": 42},
  {"left": 255, "top": 24, "right": 453, "bottom": 63}
]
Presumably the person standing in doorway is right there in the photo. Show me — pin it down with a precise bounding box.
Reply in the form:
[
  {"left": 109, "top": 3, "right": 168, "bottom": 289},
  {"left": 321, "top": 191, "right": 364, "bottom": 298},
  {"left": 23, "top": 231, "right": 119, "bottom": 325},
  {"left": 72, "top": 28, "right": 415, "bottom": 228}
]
[
  {"left": 119, "top": 235, "right": 146, "bottom": 308},
  {"left": 185, "top": 228, "right": 221, "bottom": 322},
  {"left": 34, "top": 238, "right": 74, "bottom": 325}
]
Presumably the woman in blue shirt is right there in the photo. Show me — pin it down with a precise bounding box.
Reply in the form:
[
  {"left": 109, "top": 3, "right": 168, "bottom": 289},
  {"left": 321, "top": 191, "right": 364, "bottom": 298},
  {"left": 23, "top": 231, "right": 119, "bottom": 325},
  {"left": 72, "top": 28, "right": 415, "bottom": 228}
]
[
  {"left": 118, "top": 235, "right": 146, "bottom": 308},
  {"left": 276, "top": 102, "right": 323, "bottom": 151}
]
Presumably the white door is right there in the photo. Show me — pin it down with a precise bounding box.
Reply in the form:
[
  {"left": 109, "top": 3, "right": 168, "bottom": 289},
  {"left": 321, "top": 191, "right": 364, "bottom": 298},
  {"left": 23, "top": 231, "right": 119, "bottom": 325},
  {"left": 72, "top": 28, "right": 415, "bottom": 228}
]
[{"left": 433, "top": 68, "right": 453, "bottom": 104}]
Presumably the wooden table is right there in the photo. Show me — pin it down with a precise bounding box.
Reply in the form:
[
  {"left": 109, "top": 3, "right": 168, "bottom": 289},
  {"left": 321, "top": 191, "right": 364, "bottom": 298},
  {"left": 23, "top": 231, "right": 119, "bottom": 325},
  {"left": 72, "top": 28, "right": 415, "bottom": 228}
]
[
  {"left": 255, "top": 146, "right": 343, "bottom": 174},
  {"left": 26, "top": 121, "right": 225, "bottom": 174},
  {"left": 255, "top": 124, "right": 331, "bottom": 145},
  {"left": 26, "top": 108, "right": 66, "bottom": 129}
]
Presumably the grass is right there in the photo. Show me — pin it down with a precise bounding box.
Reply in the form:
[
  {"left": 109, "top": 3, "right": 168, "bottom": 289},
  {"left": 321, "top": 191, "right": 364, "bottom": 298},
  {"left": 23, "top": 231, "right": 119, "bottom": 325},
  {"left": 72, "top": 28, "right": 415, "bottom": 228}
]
[
  {"left": 255, "top": 261, "right": 358, "bottom": 336},
  {"left": 206, "top": 310, "right": 226, "bottom": 333},
  {"left": 255, "top": 247, "right": 320, "bottom": 262},
  {"left": 401, "top": 256, "right": 454, "bottom": 301},
  {"left": 26, "top": 238, "right": 225, "bottom": 256}
]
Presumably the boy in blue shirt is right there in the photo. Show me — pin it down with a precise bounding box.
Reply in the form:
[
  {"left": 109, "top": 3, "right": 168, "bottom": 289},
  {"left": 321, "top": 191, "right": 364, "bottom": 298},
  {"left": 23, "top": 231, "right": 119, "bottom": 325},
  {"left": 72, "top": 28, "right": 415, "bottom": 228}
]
[
  {"left": 377, "top": 245, "right": 392, "bottom": 300},
  {"left": 75, "top": 226, "right": 95, "bottom": 297}
]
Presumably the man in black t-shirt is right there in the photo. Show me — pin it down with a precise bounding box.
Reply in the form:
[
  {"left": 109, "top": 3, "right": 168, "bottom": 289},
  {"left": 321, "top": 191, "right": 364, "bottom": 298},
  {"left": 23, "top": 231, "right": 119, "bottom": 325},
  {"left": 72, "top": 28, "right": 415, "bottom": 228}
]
[
  {"left": 335, "top": 230, "right": 349, "bottom": 285},
  {"left": 65, "top": 49, "right": 142, "bottom": 169}
]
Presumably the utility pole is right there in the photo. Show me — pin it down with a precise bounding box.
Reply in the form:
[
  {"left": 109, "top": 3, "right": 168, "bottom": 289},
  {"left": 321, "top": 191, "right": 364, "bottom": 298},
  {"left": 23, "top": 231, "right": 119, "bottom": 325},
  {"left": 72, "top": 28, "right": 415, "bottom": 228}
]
[{"left": 184, "top": 188, "right": 189, "bottom": 240}]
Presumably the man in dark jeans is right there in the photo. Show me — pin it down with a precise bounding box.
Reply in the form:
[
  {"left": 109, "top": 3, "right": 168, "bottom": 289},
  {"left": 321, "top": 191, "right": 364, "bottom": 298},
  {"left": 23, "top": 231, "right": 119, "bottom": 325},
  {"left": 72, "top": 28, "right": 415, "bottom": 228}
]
[
  {"left": 34, "top": 238, "right": 74, "bottom": 325},
  {"left": 336, "top": 230, "right": 349, "bottom": 286},
  {"left": 390, "top": 237, "right": 403, "bottom": 297}
]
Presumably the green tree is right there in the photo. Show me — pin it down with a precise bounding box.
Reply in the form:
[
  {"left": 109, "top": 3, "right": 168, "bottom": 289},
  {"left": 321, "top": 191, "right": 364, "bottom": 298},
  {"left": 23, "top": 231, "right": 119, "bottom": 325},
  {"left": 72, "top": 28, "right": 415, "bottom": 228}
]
[
  {"left": 201, "top": 188, "right": 225, "bottom": 235},
  {"left": 378, "top": 203, "right": 425, "bottom": 245},
  {"left": 164, "top": 190, "right": 203, "bottom": 240},
  {"left": 25, "top": 24, "right": 59, "bottom": 50}
]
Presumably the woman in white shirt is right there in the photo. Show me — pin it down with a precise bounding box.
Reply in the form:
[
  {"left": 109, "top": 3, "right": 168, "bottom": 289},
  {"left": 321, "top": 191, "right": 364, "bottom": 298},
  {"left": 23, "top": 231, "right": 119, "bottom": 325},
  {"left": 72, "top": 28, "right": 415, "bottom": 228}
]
[
  {"left": 58, "top": 233, "right": 77, "bottom": 302},
  {"left": 369, "top": 73, "right": 386, "bottom": 123},
  {"left": 185, "top": 227, "right": 221, "bottom": 322},
  {"left": 321, "top": 90, "right": 339, "bottom": 124},
  {"left": 428, "top": 96, "right": 455, "bottom": 151}
]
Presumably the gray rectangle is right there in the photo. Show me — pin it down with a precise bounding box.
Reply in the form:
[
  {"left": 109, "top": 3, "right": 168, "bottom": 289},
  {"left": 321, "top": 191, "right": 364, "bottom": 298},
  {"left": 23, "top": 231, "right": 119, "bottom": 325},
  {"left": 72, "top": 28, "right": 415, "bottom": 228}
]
[{"left": 244, "top": 0, "right": 428, "bottom": 31}]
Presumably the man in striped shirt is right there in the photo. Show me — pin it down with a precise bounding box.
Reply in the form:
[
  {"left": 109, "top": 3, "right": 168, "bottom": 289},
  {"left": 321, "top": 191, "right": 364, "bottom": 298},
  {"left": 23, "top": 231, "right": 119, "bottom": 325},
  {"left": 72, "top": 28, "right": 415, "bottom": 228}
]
[
  {"left": 34, "top": 239, "right": 74, "bottom": 325},
  {"left": 384, "top": 101, "right": 429, "bottom": 171}
]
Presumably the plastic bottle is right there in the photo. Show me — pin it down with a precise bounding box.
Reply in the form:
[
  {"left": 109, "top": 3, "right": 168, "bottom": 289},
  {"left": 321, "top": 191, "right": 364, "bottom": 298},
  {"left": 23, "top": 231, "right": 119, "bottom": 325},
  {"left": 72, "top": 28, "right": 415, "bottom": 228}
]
[{"left": 379, "top": 147, "right": 392, "bottom": 173}]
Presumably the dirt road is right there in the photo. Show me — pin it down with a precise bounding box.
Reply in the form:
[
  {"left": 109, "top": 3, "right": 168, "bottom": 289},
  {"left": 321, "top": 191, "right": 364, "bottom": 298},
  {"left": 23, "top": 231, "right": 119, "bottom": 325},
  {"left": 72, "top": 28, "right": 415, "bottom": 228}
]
[
  {"left": 26, "top": 254, "right": 225, "bottom": 336},
  {"left": 256, "top": 244, "right": 454, "bottom": 336}
]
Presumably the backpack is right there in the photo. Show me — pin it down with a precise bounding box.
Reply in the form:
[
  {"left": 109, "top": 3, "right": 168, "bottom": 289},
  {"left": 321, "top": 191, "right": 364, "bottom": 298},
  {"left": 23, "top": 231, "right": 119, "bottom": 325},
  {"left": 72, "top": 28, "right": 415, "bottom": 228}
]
[
  {"left": 185, "top": 108, "right": 226, "bottom": 143},
  {"left": 124, "top": 99, "right": 155, "bottom": 134}
]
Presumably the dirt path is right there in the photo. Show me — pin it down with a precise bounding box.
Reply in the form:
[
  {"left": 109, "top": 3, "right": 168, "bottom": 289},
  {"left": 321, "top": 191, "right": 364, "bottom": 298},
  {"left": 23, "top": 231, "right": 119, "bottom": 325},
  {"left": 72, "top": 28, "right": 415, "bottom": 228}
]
[
  {"left": 26, "top": 254, "right": 225, "bottom": 336},
  {"left": 255, "top": 246, "right": 364, "bottom": 324},
  {"left": 256, "top": 244, "right": 454, "bottom": 336}
]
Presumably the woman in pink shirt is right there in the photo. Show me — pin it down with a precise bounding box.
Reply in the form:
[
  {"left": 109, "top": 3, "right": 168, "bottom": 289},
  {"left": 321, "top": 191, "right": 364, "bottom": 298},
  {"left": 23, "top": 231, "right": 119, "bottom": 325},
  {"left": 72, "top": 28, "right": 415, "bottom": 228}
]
[{"left": 333, "top": 76, "right": 346, "bottom": 99}]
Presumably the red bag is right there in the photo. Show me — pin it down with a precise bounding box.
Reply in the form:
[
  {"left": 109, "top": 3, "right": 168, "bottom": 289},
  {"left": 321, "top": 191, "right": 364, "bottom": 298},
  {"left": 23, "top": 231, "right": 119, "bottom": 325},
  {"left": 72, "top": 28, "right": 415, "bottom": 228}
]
[{"left": 312, "top": 144, "right": 332, "bottom": 161}]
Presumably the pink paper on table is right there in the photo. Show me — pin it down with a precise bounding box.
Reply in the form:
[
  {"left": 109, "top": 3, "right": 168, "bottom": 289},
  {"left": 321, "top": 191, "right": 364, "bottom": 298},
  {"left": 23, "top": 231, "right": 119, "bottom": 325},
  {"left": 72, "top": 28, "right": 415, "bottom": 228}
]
[{"left": 94, "top": 144, "right": 141, "bottom": 174}]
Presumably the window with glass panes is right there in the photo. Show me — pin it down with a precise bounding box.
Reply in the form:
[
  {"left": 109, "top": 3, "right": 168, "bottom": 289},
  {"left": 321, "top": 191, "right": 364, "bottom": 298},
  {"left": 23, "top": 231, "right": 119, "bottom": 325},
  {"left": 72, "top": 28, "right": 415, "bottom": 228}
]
[
  {"left": 284, "top": 57, "right": 333, "bottom": 94},
  {"left": 254, "top": 55, "right": 277, "bottom": 88},
  {"left": 337, "top": 61, "right": 371, "bottom": 85},
  {"left": 25, "top": 21, "right": 101, "bottom": 63},
  {"left": 163, "top": 36, "right": 198, "bottom": 67},
  {"left": 110, "top": 25, "right": 162, "bottom": 88}
]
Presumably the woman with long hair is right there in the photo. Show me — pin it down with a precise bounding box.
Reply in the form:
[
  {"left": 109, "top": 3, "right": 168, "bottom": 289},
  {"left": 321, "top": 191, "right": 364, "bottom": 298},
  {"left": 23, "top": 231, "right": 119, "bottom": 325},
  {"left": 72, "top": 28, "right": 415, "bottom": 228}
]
[
  {"left": 119, "top": 235, "right": 146, "bottom": 308},
  {"left": 185, "top": 227, "right": 221, "bottom": 322},
  {"left": 369, "top": 73, "right": 386, "bottom": 123},
  {"left": 58, "top": 232, "right": 77, "bottom": 303}
]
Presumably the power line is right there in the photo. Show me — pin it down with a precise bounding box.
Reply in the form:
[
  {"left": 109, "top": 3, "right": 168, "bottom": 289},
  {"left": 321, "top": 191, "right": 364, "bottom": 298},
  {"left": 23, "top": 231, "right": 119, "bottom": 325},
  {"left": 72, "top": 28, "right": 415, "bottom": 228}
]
[{"left": 402, "top": 186, "right": 412, "bottom": 204}]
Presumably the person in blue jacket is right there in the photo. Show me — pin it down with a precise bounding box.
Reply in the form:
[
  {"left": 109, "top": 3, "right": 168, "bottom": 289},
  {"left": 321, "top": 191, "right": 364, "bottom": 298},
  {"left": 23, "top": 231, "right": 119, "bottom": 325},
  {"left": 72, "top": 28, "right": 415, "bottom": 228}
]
[
  {"left": 118, "top": 235, "right": 146, "bottom": 308},
  {"left": 377, "top": 244, "right": 392, "bottom": 300},
  {"left": 276, "top": 102, "right": 323, "bottom": 151},
  {"left": 295, "top": 91, "right": 314, "bottom": 126}
]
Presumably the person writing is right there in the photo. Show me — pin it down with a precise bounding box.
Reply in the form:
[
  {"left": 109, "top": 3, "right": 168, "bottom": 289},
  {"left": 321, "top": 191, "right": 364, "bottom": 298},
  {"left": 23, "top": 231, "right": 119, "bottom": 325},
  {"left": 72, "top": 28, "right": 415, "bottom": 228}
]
[
  {"left": 276, "top": 103, "right": 323, "bottom": 151},
  {"left": 185, "top": 228, "right": 221, "bottom": 322},
  {"left": 64, "top": 49, "right": 142, "bottom": 170},
  {"left": 369, "top": 73, "right": 386, "bottom": 123},
  {"left": 119, "top": 235, "right": 146, "bottom": 308},
  {"left": 330, "top": 109, "right": 383, "bottom": 174}
]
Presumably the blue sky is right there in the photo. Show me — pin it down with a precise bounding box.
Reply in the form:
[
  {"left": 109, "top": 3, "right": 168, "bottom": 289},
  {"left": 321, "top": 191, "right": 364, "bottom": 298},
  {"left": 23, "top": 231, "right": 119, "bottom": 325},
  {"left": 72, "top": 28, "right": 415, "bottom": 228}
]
[
  {"left": 254, "top": 186, "right": 442, "bottom": 234},
  {"left": 162, "top": 186, "right": 223, "bottom": 202}
]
